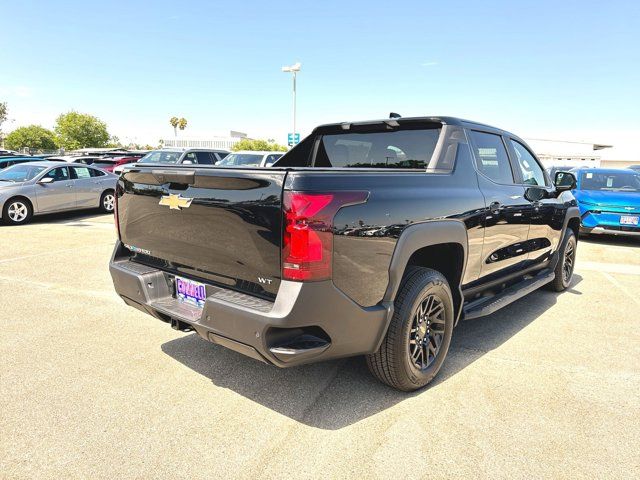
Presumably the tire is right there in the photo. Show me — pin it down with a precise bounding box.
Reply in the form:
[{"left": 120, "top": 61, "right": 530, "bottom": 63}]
[
  {"left": 99, "top": 190, "right": 115, "bottom": 213},
  {"left": 547, "top": 229, "right": 577, "bottom": 292},
  {"left": 366, "top": 267, "right": 455, "bottom": 391},
  {"left": 2, "top": 197, "right": 33, "bottom": 225}
]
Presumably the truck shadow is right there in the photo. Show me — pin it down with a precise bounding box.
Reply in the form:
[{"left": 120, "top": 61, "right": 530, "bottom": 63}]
[{"left": 161, "top": 275, "right": 583, "bottom": 430}]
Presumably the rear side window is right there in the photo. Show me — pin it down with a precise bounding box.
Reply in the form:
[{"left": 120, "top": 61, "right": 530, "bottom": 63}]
[
  {"left": 71, "top": 166, "right": 92, "bottom": 179},
  {"left": 469, "top": 131, "right": 514, "bottom": 184},
  {"left": 316, "top": 128, "right": 442, "bottom": 170},
  {"left": 89, "top": 168, "right": 106, "bottom": 177},
  {"left": 195, "top": 152, "right": 215, "bottom": 164}
]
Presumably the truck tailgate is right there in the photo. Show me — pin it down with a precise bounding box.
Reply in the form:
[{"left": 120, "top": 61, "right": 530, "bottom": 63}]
[{"left": 117, "top": 167, "right": 286, "bottom": 298}]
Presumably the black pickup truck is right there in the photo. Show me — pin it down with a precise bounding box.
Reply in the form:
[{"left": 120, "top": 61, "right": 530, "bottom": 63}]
[{"left": 110, "top": 116, "right": 580, "bottom": 391}]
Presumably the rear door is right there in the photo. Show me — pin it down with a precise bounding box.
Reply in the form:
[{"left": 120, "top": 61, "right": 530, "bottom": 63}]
[
  {"left": 118, "top": 167, "right": 287, "bottom": 297},
  {"left": 468, "top": 130, "right": 532, "bottom": 278},
  {"left": 35, "top": 166, "right": 76, "bottom": 212},
  {"left": 70, "top": 166, "right": 100, "bottom": 207}
]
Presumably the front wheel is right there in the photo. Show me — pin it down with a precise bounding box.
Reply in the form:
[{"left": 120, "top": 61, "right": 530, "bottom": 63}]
[
  {"left": 99, "top": 190, "right": 115, "bottom": 213},
  {"left": 548, "top": 229, "right": 577, "bottom": 292},
  {"left": 2, "top": 198, "right": 33, "bottom": 225},
  {"left": 366, "top": 267, "right": 454, "bottom": 391}
]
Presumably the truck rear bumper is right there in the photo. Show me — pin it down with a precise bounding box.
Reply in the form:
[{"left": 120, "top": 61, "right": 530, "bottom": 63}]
[{"left": 109, "top": 243, "right": 392, "bottom": 367}]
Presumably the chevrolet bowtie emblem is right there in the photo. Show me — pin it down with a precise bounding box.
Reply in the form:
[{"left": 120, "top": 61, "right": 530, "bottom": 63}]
[{"left": 159, "top": 194, "right": 193, "bottom": 210}]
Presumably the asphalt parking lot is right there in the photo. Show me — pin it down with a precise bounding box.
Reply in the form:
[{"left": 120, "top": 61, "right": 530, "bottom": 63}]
[{"left": 1, "top": 212, "right": 639, "bottom": 479}]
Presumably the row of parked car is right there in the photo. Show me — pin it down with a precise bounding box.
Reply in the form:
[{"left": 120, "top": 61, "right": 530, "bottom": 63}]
[
  {"left": 0, "top": 146, "right": 287, "bottom": 225},
  {"left": 0, "top": 146, "right": 288, "bottom": 173},
  {"left": 3, "top": 143, "right": 639, "bottom": 238}
]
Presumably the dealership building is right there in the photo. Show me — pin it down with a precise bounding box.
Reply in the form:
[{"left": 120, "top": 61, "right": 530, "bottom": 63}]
[
  {"left": 162, "top": 131, "right": 249, "bottom": 150},
  {"left": 525, "top": 138, "right": 638, "bottom": 170}
]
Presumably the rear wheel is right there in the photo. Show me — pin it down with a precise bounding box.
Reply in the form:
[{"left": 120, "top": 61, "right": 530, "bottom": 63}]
[
  {"left": 2, "top": 198, "right": 33, "bottom": 225},
  {"left": 366, "top": 267, "right": 454, "bottom": 391},
  {"left": 548, "top": 229, "right": 577, "bottom": 291},
  {"left": 100, "top": 190, "right": 115, "bottom": 213}
]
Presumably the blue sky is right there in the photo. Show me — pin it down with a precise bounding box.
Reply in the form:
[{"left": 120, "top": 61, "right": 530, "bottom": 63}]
[{"left": 1, "top": 0, "right": 639, "bottom": 148}]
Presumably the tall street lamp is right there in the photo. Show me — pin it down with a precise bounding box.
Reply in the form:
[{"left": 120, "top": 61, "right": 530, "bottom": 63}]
[{"left": 281, "top": 62, "right": 301, "bottom": 146}]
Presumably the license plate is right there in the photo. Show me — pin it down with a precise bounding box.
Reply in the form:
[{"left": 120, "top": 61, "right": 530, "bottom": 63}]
[
  {"left": 175, "top": 276, "right": 206, "bottom": 308},
  {"left": 620, "top": 215, "right": 639, "bottom": 226}
]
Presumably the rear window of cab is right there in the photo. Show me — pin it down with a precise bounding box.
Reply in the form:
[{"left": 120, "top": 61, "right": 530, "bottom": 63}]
[{"left": 315, "top": 128, "right": 441, "bottom": 169}]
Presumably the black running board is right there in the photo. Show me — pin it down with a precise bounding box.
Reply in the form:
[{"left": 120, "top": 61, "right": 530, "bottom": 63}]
[{"left": 463, "top": 269, "right": 555, "bottom": 320}]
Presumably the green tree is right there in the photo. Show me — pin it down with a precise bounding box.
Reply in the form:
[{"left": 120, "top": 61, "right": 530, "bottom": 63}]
[
  {"left": 54, "top": 111, "right": 110, "bottom": 150},
  {"left": 232, "top": 138, "right": 288, "bottom": 152},
  {"left": 4, "top": 125, "right": 58, "bottom": 151}
]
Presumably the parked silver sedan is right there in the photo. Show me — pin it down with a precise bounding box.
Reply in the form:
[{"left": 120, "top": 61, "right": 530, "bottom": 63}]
[{"left": 0, "top": 161, "right": 118, "bottom": 225}]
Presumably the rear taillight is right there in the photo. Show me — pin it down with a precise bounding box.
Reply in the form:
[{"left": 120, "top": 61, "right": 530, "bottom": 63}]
[{"left": 282, "top": 191, "right": 368, "bottom": 281}]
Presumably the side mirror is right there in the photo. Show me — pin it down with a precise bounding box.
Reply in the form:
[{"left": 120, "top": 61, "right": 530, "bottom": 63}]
[
  {"left": 182, "top": 159, "right": 193, "bottom": 165},
  {"left": 554, "top": 171, "right": 576, "bottom": 192},
  {"left": 38, "top": 176, "right": 54, "bottom": 184}
]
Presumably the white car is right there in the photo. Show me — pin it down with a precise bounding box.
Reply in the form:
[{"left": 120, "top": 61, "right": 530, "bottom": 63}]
[{"left": 216, "top": 150, "right": 286, "bottom": 168}]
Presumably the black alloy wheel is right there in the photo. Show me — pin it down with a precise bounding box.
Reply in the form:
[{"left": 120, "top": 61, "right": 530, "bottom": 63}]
[{"left": 409, "top": 294, "right": 446, "bottom": 371}]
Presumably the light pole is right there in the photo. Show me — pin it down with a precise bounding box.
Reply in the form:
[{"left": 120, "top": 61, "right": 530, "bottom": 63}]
[{"left": 281, "top": 62, "right": 301, "bottom": 146}]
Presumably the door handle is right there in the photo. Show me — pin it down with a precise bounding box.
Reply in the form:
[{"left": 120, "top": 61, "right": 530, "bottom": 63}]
[{"left": 489, "top": 201, "right": 502, "bottom": 214}]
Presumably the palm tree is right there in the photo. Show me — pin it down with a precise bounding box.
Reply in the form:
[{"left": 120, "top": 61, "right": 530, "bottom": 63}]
[
  {"left": 169, "top": 117, "right": 179, "bottom": 137},
  {"left": 178, "top": 117, "right": 187, "bottom": 133}
]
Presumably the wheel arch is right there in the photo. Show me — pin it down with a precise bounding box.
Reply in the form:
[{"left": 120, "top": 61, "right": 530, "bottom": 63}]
[
  {"left": 3, "top": 195, "right": 34, "bottom": 213},
  {"left": 565, "top": 208, "right": 581, "bottom": 238},
  {"left": 383, "top": 220, "right": 468, "bottom": 325},
  {"left": 100, "top": 188, "right": 115, "bottom": 207}
]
